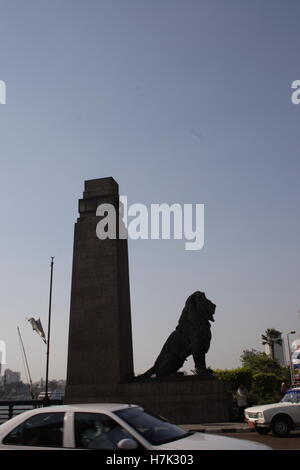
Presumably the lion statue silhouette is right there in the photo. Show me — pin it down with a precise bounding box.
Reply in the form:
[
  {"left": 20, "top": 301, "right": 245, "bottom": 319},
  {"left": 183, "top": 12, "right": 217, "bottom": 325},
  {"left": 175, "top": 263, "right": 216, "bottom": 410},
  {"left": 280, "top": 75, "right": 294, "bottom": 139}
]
[{"left": 139, "top": 291, "right": 216, "bottom": 378}]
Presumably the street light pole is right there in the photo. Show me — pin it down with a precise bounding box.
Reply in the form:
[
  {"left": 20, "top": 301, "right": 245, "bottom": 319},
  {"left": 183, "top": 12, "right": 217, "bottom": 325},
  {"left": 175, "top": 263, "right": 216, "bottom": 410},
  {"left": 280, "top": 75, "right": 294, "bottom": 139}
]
[
  {"left": 287, "top": 331, "right": 296, "bottom": 386},
  {"left": 45, "top": 257, "right": 54, "bottom": 402}
]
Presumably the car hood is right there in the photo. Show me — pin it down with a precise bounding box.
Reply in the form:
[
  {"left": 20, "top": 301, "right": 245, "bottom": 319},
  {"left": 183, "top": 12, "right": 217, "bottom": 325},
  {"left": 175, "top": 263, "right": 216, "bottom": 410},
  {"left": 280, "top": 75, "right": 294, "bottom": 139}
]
[
  {"left": 246, "top": 402, "right": 292, "bottom": 413},
  {"left": 153, "top": 432, "right": 271, "bottom": 450}
]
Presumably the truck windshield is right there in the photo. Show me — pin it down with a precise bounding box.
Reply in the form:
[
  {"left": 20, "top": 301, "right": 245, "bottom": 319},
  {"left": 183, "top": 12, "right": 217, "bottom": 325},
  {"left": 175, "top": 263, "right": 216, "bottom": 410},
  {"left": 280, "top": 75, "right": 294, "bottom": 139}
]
[
  {"left": 114, "top": 407, "right": 190, "bottom": 445},
  {"left": 281, "top": 391, "right": 300, "bottom": 403}
]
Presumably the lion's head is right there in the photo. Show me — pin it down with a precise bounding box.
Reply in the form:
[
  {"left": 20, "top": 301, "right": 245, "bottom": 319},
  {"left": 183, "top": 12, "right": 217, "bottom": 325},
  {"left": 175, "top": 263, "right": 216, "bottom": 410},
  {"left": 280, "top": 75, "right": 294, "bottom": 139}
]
[{"left": 185, "top": 291, "right": 216, "bottom": 322}]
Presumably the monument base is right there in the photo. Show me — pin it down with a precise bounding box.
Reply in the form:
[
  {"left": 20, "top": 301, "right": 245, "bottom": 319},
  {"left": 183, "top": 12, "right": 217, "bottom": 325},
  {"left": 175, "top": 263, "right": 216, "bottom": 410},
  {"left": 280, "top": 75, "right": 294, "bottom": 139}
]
[{"left": 64, "top": 376, "right": 231, "bottom": 424}]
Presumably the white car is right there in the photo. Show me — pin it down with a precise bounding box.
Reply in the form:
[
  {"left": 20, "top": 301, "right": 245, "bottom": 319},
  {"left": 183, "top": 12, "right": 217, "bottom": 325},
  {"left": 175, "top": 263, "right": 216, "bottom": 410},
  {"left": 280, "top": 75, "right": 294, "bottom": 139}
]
[
  {"left": 245, "top": 387, "right": 300, "bottom": 437},
  {"left": 0, "top": 403, "right": 271, "bottom": 450}
]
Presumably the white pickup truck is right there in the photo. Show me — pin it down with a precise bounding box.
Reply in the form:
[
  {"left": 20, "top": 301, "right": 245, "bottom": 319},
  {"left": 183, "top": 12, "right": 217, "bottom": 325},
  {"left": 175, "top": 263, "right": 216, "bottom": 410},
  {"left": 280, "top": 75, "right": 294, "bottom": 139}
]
[{"left": 245, "top": 387, "right": 300, "bottom": 437}]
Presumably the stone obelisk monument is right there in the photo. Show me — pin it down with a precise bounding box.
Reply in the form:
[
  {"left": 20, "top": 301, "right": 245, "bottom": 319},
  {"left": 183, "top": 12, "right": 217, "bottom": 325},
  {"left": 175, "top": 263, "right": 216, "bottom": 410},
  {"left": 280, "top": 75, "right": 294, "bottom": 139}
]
[{"left": 65, "top": 178, "right": 134, "bottom": 401}]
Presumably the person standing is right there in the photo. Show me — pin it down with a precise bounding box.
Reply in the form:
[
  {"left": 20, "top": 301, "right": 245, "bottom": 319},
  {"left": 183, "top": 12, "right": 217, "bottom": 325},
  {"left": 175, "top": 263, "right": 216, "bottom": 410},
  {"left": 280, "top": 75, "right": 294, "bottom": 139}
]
[
  {"left": 236, "top": 384, "right": 248, "bottom": 422},
  {"left": 281, "top": 382, "right": 288, "bottom": 397}
]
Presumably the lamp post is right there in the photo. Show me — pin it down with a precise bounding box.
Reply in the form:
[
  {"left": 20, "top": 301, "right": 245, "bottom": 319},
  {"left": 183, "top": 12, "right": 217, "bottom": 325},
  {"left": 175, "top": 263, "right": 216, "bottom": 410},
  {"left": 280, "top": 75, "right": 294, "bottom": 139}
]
[
  {"left": 45, "top": 257, "right": 54, "bottom": 402},
  {"left": 287, "top": 331, "right": 296, "bottom": 386}
]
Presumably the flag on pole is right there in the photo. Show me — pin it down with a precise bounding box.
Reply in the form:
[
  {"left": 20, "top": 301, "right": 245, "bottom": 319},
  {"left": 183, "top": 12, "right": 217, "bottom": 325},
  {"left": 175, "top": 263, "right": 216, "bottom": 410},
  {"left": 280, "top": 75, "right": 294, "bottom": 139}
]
[{"left": 27, "top": 317, "right": 47, "bottom": 344}]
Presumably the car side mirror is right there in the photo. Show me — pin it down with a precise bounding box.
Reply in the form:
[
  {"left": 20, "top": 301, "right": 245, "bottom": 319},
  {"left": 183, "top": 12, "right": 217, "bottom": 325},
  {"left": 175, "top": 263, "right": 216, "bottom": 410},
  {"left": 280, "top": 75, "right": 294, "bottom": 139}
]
[{"left": 117, "top": 438, "right": 138, "bottom": 450}]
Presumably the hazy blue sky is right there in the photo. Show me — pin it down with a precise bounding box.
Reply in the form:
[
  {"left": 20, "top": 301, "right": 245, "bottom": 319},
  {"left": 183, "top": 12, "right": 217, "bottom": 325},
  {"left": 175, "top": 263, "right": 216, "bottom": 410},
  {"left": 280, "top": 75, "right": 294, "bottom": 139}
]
[{"left": 0, "top": 0, "right": 299, "bottom": 381}]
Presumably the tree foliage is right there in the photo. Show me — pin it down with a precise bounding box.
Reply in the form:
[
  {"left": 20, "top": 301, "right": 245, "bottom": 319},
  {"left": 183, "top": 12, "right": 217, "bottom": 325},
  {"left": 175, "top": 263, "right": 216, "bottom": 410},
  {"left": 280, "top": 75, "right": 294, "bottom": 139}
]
[
  {"left": 251, "top": 373, "right": 283, "bottom": 404},
  {"left": 261, "top": 328, "right": 282, "bottom": 360},
  {"left": 214, "top": 368, "right": 252, "bottom": 392},
  {"left": 216, "top": 349, "right": 291, "bottom": 406},
  {"left": 240, "top": 349, "right": 282, "bottom": 374}
]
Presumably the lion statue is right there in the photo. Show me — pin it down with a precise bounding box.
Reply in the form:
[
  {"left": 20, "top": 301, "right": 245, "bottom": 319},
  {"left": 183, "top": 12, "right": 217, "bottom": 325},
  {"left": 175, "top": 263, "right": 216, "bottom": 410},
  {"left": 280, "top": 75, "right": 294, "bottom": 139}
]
[{"left": 139, "top": 291, "right": 216, "bottom": 378}]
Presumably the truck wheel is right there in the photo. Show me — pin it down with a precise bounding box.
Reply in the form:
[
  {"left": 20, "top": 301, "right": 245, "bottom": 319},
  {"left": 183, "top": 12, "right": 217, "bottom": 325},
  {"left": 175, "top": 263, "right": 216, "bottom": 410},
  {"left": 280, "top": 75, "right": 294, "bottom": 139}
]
[
  {"left": 255, "top": 426, "right": 270, "bottom": 435},
  {"left": 271, "top": 417, "right": 291, "bottom": 437}
]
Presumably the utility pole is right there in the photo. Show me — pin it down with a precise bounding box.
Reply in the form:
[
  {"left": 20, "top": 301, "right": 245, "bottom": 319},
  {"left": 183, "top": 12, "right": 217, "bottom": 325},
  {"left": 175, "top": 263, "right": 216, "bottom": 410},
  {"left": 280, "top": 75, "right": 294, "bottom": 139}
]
[{"left": 45, "top": 257, "right": 54, "bottom": 402}]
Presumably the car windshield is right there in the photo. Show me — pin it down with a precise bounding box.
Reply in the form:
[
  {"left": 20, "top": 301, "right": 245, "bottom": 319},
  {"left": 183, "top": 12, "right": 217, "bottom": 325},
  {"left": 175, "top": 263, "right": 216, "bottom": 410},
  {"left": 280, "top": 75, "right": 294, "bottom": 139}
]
[
  {"left": 114, "top": 407, "right": 191, "bottom": 445},
  {"left": 281, "top": 391, "right": 300, "bottom": 404}
]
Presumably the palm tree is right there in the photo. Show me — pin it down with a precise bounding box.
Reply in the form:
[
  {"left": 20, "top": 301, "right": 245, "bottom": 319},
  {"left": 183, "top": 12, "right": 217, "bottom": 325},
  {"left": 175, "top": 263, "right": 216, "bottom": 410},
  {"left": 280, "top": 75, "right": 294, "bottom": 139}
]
[{"left": 261, "top": 328, "right": 282, "bottom": 360}]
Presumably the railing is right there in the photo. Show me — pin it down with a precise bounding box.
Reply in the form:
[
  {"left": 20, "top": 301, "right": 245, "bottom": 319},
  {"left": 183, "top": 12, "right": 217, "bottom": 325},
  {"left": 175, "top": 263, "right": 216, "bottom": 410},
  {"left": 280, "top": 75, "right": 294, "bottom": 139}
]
[{"left": 0, "top": 400, "right": 63, "bottom": 424}]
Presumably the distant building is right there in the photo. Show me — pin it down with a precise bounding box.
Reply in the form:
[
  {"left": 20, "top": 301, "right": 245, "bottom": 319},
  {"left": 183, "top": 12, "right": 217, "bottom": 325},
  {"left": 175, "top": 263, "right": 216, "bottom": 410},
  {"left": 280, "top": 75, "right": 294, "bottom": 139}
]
[
  {"left": 264, "top": 334, "right": 286, "bottom": 366},
  {"left": 291, "top": 337, "right": 300, "bottom": 383},
  {"left": 4, "top": 369, "right": 21, "bottom": 384}
]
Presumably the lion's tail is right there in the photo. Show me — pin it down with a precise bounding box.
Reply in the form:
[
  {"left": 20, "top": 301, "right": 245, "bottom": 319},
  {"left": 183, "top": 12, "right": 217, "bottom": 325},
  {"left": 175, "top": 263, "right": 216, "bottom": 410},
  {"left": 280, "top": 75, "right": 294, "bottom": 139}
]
[{"left": 136, "top": 367, "right": 155, "bottom": 379}]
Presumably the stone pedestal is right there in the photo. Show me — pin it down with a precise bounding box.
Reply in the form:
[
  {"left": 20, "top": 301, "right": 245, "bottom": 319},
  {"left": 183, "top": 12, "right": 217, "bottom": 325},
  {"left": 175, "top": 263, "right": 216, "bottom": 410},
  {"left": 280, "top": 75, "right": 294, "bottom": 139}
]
[{"left": 65, "top": 376, "right": 231, "bottom": 424}]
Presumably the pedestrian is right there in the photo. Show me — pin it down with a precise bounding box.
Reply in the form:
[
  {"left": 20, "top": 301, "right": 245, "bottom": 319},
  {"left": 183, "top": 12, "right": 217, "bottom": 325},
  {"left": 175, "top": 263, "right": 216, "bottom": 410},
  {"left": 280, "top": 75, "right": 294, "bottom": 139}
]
[
  {"left": 281, "top": 382, "right": 288, "bottom": 397},
  {"left": 236, "top": 384, "right": 248, "bottom": 422}
]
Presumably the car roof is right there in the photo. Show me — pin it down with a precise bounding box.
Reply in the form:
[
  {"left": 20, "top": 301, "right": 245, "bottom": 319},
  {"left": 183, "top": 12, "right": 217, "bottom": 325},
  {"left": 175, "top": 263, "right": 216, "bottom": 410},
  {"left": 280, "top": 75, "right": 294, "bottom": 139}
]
[{"left": 31, "top": 403, "right": 140, "bottom": 413}]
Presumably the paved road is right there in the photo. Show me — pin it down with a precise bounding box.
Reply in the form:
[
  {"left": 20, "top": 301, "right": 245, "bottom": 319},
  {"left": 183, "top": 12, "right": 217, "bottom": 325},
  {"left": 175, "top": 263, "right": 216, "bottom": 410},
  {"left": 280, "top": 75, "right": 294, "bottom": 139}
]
[{"left": 221, "top": 431, "right": 300, "bottom": 450}]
